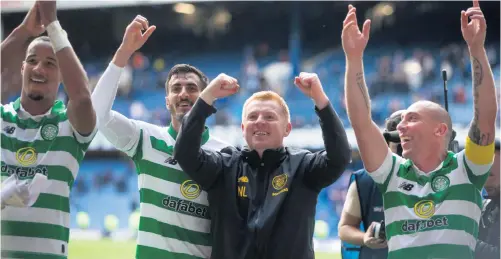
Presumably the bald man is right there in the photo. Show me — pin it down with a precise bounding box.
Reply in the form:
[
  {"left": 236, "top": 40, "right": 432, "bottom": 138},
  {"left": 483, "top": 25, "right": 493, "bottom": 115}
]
[{"left": 342, "top": 1, "right": 497, "bottom": 258}]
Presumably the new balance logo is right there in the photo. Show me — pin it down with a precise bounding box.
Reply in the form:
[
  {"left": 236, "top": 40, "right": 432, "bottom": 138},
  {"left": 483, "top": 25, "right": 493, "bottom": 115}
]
[
  {"left": 3, "top": 126, "right": 15, "bottom": 134},
  {"left": 164, "top": 157, "right": 178, "bottom": 165},
  {"left": 399, "top": 182, "right": 414, "bottom": 191}
]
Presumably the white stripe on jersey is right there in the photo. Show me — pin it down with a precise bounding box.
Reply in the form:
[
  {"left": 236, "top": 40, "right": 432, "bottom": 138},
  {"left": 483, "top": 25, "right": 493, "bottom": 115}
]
[
  {"left": 137, "top": 231, "right": 211, "bottom": 258},
  {"left": 2, "top": 206, "right": 70, "bottom": 227},
  {"left": 389, "top": 229, "right": 477, "bottom": 252},
  {"left": 140, "top": 203, "right": 211, "bottom": 234},
  {"left": 1, "top": 235, "right": 68, "bottom": 256}
]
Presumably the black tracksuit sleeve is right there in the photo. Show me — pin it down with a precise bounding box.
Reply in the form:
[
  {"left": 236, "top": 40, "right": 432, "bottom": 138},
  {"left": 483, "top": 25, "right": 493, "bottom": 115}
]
[
  {"left": 174, "top": 98, "right": 227, "bottom": 190},
  {"left": 302, "top": 102, "right": 351, "bottom": 191},
  {"left": 475, "top": 240, "right": 500, "bottom": 259}
]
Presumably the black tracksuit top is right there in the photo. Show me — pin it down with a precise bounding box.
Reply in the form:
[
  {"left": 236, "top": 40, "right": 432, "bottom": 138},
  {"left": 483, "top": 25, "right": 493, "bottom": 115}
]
[{"left": 174, "top": 98, "right": 351, "bottom": 259}]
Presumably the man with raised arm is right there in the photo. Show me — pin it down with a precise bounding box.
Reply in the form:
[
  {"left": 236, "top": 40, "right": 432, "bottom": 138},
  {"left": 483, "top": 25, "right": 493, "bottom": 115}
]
[
  {"left": 91, "top": 16, "right": 229, "bottom": 259},
  {"left": 341, "top": 1, "right": 497, "bottom": 258},
  {"left": 1, "top": 1, "right": 97, "bottom": 258},
  {"left": 173, "top": 72, "right": 351, "bottom": 259}
]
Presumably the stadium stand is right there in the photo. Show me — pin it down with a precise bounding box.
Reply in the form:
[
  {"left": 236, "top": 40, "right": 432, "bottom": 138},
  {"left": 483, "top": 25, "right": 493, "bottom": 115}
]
[{"left": 1, "top": 1, "right": 499, "bottom": 257}]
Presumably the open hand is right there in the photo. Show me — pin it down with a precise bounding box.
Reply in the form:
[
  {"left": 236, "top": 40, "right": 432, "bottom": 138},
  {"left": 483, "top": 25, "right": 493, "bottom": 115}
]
[
  {"left": 341, "top": 5, "right": 371, "bottom": 60},
  {"left": 20, "top": 2, "right": 44, "bottom": 37},
  {"left": 119, "top": 15, "right": 156, "bottom": 56},
  {"left": 36, "top": 0, "right": 57, "bottom": 27},
  {"left": 461, "top": 0, "right": 486, "bottom": 51}
]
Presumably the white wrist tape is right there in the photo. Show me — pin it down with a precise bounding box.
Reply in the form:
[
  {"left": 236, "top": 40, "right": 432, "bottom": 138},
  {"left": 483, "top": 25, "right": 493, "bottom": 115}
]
[{"left": 46, "top": 20, "right": 72, "bottom": 52}]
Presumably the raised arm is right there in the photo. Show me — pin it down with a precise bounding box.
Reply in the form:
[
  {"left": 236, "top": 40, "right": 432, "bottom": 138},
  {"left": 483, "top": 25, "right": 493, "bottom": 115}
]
[
  {"left": 91, "top": 15, "right": 155, "bottom": 154},
  {"left": 174, "top": 74, "right": 239, "bottom": 189},
  {"left": 1, "top": 3, "right": 44, "bottom": 103},
  {"left": 461, "top": 0, "right": 497, "bottom": 149},
  {"left": 342, "top": 5, "right": 389, "bottom": 172},
  {"left": 293, "top": 72, "right": 351, "bottom": 190},
  {"left": 37, "top": 1, "right": 95, "bottom": 135}
]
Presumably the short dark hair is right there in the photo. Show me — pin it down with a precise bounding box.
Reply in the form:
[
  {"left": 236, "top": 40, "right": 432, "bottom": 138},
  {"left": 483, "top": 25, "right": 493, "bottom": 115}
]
[
  {"left": 165, "top": 64, "right": 209, "bottom": 91},
  {"left": 26, "top": 36, "right": 52, "bottom": 54},
  {"left": 32, "top": 36, "right": 51, "bottom": 43}
]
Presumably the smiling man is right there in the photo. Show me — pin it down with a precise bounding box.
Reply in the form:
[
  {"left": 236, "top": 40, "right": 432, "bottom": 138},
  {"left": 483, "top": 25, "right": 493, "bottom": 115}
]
[
  {"left": 342, "top": 1, "right": 497, "bottom": 259},
  {"left": 173, "top": 72, "right": 351, "bottom": 259},
  {"left": 1, "top": 1, "right": 97, "bottom": 258},
  {"left": 91, "top": 16, "right": 229, "bottom": 259}
]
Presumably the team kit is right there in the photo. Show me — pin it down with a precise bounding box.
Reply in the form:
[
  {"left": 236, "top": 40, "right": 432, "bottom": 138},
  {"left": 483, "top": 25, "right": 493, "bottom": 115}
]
[{"left": 0, "top": 0, "right": 497, "bottom": 259}]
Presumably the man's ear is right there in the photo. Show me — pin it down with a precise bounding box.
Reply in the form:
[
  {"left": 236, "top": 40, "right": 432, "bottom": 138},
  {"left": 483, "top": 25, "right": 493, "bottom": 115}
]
[
  {"left": 284, "top": 122, "right": 292, "bottom": 137},
  {"left": 435, "top": 123, "right": 448, "bottom": 137},
  {"left": 165, "top": 96, "right": 171, "bottom": 111}
]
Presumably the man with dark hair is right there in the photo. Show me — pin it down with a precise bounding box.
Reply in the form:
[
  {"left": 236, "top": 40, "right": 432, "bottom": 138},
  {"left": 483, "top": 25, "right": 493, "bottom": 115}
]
[
  {"left": 91, "top": 16, "right": 229, "bottom": 258},
  {"left": 1, "top": 1, "right": 97, "bottom": 258},
  {"left": 166, "top": 64, "right": 209, "bottom": 90},
  {"left": 475, "top": 139, "right": 500, "bottom": 259},
  {"left": 338, "top": 110, "right": 403, "bottom": 259}
]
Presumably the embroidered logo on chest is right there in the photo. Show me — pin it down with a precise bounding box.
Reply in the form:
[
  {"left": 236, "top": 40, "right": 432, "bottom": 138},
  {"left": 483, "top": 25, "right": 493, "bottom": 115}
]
[
  {"left": 431, "top": 175, "right": 450, "bottom": 192},
  {"left": 41, "top": 124, "right": 58, "bottom": 141},
  {"left": 272, "top": 173, "right": 289, "bottom": 196}
]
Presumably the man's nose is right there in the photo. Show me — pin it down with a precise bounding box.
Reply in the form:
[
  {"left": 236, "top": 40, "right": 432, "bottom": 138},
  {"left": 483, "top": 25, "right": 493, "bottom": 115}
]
[
  {"left": 179, "top": 87, "right": 189, "bottom": 98},
  {"left": 255, "top": 115, "right": 266, "bottom": 124},
  {"left": 32, "top": 62, "right": 46, "bottom": 75},
  {"left": 396, "top": 121, "right": 406, "bottom": 133}
]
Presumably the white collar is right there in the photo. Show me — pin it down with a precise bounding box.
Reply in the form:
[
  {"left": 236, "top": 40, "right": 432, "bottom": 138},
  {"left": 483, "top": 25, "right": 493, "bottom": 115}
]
[
  {"left": 412, "top": 161, "right": 444, "bottom": 176},
  {"left": 18, "top": 103, "right": 51, "bottom": 120}
]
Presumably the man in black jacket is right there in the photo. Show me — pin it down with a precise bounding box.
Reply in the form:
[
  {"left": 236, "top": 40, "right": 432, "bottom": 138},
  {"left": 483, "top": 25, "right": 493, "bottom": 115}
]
[
  {"left": 174, "top": 72, "right": 351, "bottom": 259},
  {"left": 475, "top": 139, "right": 500, "bottom": 259}
]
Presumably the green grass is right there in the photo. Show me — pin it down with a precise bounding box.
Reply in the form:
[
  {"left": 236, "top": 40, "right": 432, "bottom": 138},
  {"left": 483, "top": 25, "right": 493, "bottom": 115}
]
[{"left": 68, "top": 239, "right": 340, "bottom": 259}]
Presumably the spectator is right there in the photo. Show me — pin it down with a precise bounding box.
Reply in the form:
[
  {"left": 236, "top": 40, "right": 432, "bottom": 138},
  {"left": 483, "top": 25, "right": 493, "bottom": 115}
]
[{"left": 475, "top": 140, "right": 500, "bottom": 259}]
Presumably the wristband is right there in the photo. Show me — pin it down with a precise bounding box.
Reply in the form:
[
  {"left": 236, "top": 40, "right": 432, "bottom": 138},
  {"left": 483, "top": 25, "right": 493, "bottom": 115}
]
[{"left": 46, "top": 20, "right": 72, "bottom": 52}]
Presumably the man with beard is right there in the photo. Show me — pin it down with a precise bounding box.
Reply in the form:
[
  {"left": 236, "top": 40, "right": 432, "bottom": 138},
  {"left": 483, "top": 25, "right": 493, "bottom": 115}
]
[
  {"left": 0, "top": 1, "right": 97, "bottom": 258},
  {"left": 475, "top": 139, "right": 500, "bottom": 259},
  {"left": 91, "top": 16, "right": 229, "bottom": 259}
]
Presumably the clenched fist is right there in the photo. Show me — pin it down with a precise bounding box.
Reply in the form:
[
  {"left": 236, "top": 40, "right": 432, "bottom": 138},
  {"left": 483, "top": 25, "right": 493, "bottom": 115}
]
[
  {"left": 119, "top": 15, "right": 156, "bottom": 56},
  {"left": 200, "top": 73, "right": 239, "bottom": 105},
  {"left": 294, "top": 72, "right": 329, "bottom": 109}
]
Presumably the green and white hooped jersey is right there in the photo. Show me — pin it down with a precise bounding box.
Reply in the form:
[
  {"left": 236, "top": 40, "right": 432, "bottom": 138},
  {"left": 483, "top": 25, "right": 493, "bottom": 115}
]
[
  {"left": 124, "top": 121, "right": 228, "bottom": 259},
  {"left": 1, "top": 98, "right": 96, "bottom": 259},
  {"left": 370, "top": 150, "right": 492, "bottom": 259}
]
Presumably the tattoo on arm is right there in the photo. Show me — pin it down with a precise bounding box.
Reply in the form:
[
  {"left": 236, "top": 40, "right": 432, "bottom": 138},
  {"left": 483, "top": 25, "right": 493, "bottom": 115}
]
[
  {"left": 469, "top": 119, "right": 491, "bottom": 145},
  {"left": 473, "top": 57, "right": 483, "bottom": 87},
  {"left": 355, "top": 72, "right": 370, "bottom": 109},
  {"left": 468, "top": 57, "right": 491, "bottom": 145}
]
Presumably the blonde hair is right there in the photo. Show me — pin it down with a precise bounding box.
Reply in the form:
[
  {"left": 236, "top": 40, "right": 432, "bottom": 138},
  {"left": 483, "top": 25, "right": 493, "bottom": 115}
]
[{"left": 242, "top": 91, "right": 290, "bottom": 122}]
